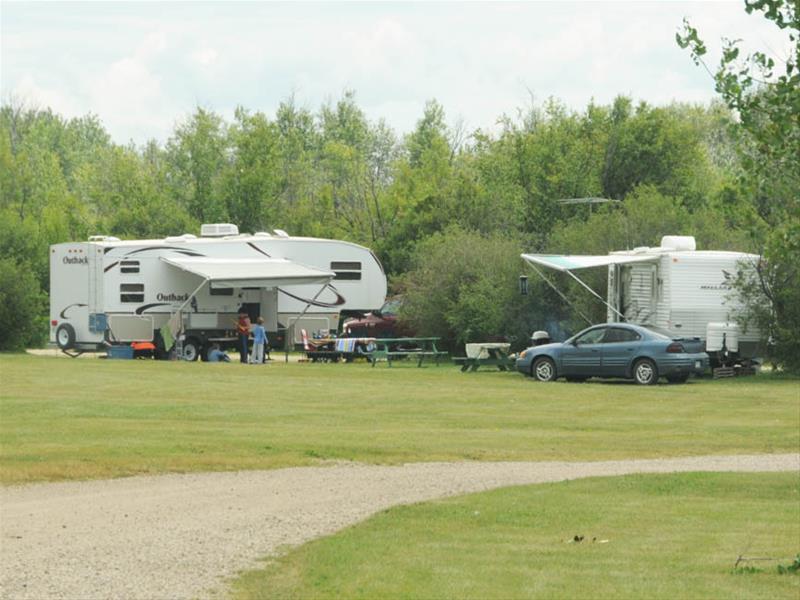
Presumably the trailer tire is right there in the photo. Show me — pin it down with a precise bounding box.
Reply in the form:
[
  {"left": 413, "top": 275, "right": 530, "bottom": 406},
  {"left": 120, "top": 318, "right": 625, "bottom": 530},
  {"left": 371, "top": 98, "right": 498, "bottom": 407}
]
[
  {"left": 182, "top": 338, "right": 201, "bottom": 362},
  {"left": 56, "top": 323, "right": 76, "bottom": 350}
]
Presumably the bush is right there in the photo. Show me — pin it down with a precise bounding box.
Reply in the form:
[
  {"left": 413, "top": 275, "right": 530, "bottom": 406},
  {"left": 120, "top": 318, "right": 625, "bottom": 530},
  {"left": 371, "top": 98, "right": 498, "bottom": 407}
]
[
  {"left": 732, "top": 221, "right": 800, "bottom": 373},
  {"left": 0, "top": 258, "right": 46, "bottom": 351},
  {"left": 398, "top": 227, "right": 563, "bottom": 351}
]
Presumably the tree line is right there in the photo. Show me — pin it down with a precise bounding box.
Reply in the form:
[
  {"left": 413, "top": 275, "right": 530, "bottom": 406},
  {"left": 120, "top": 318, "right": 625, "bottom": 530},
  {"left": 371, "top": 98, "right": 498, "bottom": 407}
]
[{"left": 1, "top": 1, "right": 797, "bottom": 371}]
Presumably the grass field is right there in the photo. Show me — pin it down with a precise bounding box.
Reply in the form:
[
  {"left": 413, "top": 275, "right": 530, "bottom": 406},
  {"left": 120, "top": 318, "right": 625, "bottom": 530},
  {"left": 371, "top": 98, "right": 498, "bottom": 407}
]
[
  {"left": 1, "top": 354, "right": 797, "bottom": 484},
  {"left": 232, "top": 472, "right": 800, "bottom": 600}
]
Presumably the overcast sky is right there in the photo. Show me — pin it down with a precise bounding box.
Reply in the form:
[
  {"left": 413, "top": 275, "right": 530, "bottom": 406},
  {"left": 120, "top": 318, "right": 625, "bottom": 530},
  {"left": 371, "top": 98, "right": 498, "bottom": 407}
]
[{"left": 1, "top": 1, "right": 792, "bottom": 144}]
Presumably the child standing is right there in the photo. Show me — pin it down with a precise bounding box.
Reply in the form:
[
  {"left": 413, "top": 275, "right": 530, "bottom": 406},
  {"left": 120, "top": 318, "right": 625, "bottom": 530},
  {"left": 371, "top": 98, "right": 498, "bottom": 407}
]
[{"left": 250, "top": 317, "right": 267, "bottom": 364}]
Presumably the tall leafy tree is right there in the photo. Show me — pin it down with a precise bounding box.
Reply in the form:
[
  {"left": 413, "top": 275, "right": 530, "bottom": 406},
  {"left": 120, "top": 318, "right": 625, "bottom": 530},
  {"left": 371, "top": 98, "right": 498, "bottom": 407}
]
[
  {"left": 678, "top": 0, "right": 800, "bottom": 371},
  {"left": 165, "top": 107, "right": 229, "bottom": 223}
]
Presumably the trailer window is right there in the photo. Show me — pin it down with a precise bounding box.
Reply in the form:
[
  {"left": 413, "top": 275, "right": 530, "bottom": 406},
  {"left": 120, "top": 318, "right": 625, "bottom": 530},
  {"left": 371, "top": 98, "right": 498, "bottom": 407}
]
[
  {"left": 120, "top": 260, "right": 140, "bottom": 274},
  {"left": 331, "top": 261, "right": 362, "bottom": 281},
  {"left": 120, "top": 283, "right": 144, "bottom": 303},
  {"left": 210, "top": 287, "right": 234, "bottom": 296}
]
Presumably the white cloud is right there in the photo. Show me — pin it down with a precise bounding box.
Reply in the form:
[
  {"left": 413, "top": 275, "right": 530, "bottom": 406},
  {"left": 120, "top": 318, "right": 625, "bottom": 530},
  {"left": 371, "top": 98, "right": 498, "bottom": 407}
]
[
  {"left": 10, "top": 75, "right": 81, "bottom": 116},
  {"left": 192, "top": 47, "right": 218, "bottom": 67},
  {"left": 2, "top": 2, "right": 794, "bottom": 144},
  {"left": 87, "top": 45, "right": 170, "bottom": 141}
]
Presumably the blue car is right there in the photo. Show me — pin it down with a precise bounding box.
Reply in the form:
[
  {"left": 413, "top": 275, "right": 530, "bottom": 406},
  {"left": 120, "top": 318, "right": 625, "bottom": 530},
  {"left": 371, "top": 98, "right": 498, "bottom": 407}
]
[{"left": 516, "top": 323, "right": 708, "bottom": 385}]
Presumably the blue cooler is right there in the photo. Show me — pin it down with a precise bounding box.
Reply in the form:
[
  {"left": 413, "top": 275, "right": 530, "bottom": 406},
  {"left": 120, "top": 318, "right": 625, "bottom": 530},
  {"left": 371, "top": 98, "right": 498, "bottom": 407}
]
[{"left": 107, "top": 345, "right": 134, "bottom": 359}]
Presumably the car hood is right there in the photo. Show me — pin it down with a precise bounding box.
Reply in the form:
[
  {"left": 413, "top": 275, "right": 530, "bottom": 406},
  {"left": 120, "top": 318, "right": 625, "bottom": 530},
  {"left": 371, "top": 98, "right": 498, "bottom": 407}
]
[{"left": 525, "top": 342, "right": 565, "bottom": 352}]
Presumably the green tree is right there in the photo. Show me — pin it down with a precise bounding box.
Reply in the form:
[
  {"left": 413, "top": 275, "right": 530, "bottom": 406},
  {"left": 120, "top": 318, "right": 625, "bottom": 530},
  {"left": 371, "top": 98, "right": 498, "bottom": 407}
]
[
  {"left": 223, "top": 107, "right": 282, "bottom": 230},
  {"left": 400, "top": 227, "right": 560, "bottom": 350},
  {"left": 602, "top": 98, "right": 718, "bottom": 208},
  {"left": 0, "top": 258, "right": 46, "bottom": 350},
  {"left": 678, "top": 0, "right": 800, "bottom": 371},
  {"left": 165, "top": 107, "right": 229, "bottom": 223}
]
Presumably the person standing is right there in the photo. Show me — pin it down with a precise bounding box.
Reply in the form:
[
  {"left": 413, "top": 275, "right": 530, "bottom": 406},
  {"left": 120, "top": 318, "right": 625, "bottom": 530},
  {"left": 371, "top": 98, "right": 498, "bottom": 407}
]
[
  {"left": 237, "top": 311, "right": 251, "bottom": 364},
  {"left": 250, "top": 317, "right": 267, "bottom": 364}
]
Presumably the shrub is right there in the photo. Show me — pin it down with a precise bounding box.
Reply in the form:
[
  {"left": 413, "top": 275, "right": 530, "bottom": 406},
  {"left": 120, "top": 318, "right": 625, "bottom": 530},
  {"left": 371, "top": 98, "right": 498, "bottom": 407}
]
[{"left": 0, "top": 258, "right": 47, "bottom": 351}]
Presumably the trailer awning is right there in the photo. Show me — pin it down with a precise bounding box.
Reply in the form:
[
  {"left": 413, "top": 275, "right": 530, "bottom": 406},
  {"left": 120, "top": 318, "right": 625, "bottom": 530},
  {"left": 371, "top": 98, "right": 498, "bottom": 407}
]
[
  {"left": 161, "top": 257, "right": 334, "bottom": 288},
  {"left": 520, "top": 253, "right": 657, "bottom": 272}
]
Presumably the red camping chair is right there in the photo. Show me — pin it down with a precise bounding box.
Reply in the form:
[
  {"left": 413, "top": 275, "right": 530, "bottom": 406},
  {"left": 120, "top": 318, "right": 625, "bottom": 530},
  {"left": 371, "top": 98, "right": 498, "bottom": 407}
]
[{"left": 299, "top": 329, "right": 310, "bottom": 362}]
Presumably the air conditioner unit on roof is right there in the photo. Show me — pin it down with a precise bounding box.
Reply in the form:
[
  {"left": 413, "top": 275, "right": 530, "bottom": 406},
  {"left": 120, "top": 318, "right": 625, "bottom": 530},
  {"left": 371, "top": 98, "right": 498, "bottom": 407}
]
[{"left": 201, "top": 223, "right": 239, "bottom": 237}]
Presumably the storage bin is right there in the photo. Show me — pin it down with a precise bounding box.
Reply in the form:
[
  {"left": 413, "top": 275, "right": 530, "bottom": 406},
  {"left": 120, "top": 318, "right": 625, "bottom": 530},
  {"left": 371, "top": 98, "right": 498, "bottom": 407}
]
[{"left": 107, "top": 345, "right": 134, "bottom": 359}]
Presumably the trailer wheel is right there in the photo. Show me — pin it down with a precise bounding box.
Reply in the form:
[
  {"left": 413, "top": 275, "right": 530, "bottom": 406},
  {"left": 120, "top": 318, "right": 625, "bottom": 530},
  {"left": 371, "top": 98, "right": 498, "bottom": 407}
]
[
  {"left": 182, "top": 338, "right": 201, "bottom": 362},
  {"left": 633, "top": 358, "right": 658, "bottom": 385},
  {"left": 56, "top": 323, "right": 76, "bottom": 350}
]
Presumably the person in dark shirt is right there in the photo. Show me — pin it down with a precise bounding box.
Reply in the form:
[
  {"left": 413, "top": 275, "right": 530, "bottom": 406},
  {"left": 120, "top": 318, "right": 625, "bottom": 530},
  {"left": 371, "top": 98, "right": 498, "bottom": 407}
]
[{"left": 236, "top": 312, "right": 251, "bottom": 364}]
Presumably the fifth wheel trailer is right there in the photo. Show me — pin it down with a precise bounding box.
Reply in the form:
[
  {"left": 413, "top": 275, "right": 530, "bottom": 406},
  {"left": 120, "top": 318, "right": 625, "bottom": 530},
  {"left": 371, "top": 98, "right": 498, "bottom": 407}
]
[
  {"left": 50, "top": 224, "right": 387, "bottom": 359},
  {"left": 522, "top": 236, "right": 763, "bottom": 360}
]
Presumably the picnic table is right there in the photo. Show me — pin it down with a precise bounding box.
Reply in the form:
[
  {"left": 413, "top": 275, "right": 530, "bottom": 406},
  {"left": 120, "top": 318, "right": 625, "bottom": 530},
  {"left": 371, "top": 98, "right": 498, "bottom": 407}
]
[
  {"left": 368, "top": 337, "right": 448, "bottom": 367},
  {"left": 453, "top": 342, "right": 515, "bottom": 372},
  {"left": 305, "top": 337, "right": 376, "bottom": 362}
]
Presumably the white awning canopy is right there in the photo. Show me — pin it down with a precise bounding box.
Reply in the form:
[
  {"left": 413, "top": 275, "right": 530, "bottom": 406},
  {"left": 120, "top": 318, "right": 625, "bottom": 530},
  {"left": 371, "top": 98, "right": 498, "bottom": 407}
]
[
  {"left": 520, "top": 253, "right": 657, "bottom": 272},
  {"left": 161, "top": 256, "right": 334, "bottom": 288}
]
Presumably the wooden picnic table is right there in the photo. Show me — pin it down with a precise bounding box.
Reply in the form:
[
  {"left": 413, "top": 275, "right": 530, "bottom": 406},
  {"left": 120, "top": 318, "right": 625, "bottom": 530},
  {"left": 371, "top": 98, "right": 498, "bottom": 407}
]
[
  {"left": 453, "top": 342, "right": 515, "bottom": 372},
  {"left": 368, "top": 337, "right": 448, "bottom": 367}
]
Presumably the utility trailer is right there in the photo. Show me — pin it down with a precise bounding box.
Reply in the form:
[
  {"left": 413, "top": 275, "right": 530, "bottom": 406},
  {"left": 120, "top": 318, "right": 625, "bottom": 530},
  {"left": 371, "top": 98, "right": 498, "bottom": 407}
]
[
  {"left": 522, "top": 236, "right": 763, "bottom": 365},
  {"left": 50, "top": 224, "right": 387, "bottom": 359}
]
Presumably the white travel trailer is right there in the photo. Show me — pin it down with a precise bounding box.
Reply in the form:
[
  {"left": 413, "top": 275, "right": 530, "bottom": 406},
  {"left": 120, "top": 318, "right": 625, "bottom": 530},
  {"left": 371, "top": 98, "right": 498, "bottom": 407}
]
[
  {"left": 522, "top": 236, "right": 763, "bottom": 359},
  {"left": 50, "top": 224, "right": 387, "bottom": 359}
]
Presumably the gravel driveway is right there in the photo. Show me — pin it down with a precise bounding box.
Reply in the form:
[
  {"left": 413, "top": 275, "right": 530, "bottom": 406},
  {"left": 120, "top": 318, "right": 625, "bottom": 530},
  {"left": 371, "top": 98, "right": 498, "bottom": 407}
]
[{"left": 1, "top": 453, "right": 797, "bottom": 600}]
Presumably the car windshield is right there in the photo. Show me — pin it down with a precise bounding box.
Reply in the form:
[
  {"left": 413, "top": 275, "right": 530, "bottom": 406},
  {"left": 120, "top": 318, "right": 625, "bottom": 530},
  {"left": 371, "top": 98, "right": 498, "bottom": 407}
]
[{"left": 380, "top": 298, "right": 401, "bottom": 315}]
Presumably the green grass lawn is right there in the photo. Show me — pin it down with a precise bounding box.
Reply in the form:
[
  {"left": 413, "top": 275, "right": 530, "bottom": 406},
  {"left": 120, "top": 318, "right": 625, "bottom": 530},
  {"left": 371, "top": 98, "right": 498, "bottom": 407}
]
[
  {"left": 231, "top": 472, "right": 800, "bottom": 600},
  {"left": 1, "top": 354, "right": 798, "bottom": 484}
]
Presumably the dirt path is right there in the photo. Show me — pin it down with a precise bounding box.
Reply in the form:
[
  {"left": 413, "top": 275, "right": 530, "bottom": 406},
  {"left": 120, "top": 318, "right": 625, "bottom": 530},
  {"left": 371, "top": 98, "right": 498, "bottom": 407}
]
[{"left": 1, "top": 454, "right": 797, "bottom": 600}]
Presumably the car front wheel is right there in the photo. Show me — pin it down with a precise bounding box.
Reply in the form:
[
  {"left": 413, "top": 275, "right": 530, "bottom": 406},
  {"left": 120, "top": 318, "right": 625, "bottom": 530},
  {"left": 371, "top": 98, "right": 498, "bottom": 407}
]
[
  {"left": 532, "top": 357, "right": 557, "bottom": 382},
  {"left": 633, "top": 358, "right": 658, "bottom": 385}
]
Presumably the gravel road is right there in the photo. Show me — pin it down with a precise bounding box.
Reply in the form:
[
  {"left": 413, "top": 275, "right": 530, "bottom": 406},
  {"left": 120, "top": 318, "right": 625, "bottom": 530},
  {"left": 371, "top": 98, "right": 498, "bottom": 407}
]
[{"left": 1, "top": 453, "right": 797, "bottom": 600}]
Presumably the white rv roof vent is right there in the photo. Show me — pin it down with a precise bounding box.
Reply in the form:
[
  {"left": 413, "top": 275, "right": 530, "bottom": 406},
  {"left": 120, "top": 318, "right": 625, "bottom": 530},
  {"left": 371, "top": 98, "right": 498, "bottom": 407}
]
[
  {"left": 201, "top": 223, "right": 239, "bottom": 237},
  {"left": 164, "top": 235, "right": 187, "bottom": 243},
  {"left": 88, "top": 235, "right": 119, "bottom": 242},
  {"left": 273, "top": 229, "right": 290, "bottom": 238},
  {"left": 254, "top": 231, "right": 272, "bottom": 237},
  {"left": 182, "top": 233, "right": 197, "bottom": 240},
  {"left": 661, "top": 236, "right": 696, "bottom": 252}
]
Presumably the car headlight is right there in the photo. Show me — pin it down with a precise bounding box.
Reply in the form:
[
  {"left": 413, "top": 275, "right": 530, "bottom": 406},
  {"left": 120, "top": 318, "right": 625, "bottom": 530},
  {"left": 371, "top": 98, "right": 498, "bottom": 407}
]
[{"left": 519, "top": 349, "right": 528, "bottom": 359}]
